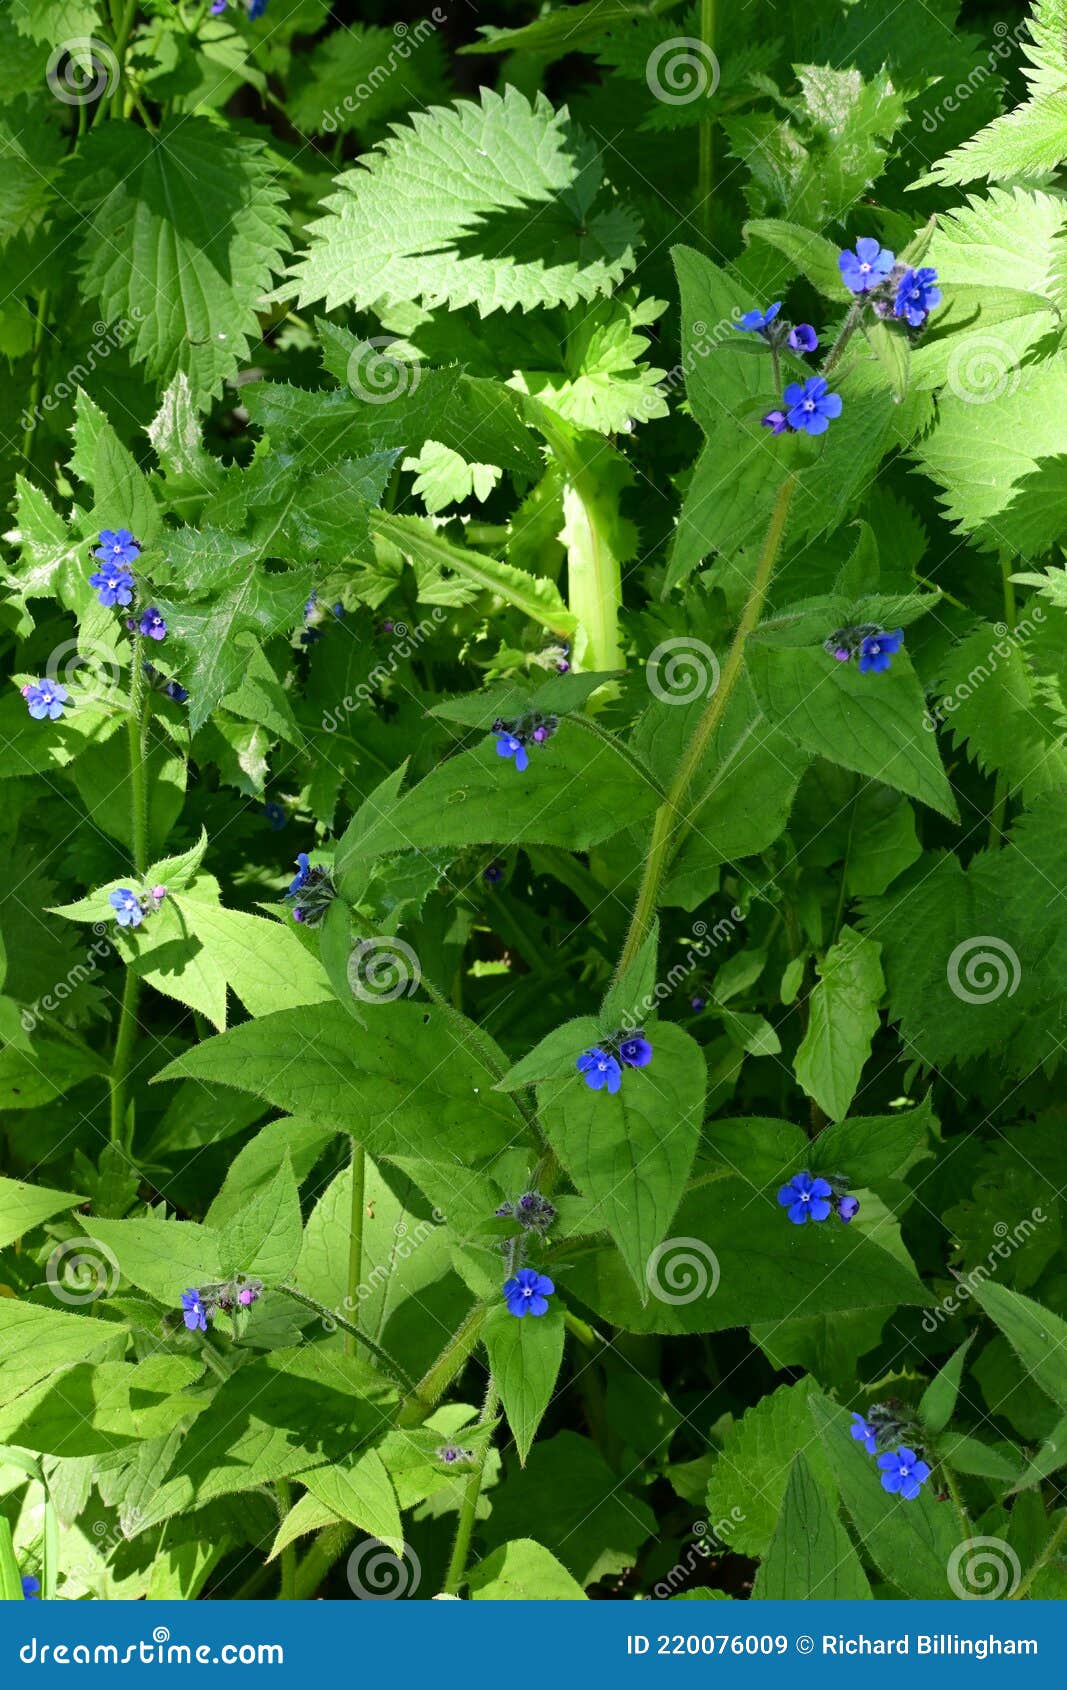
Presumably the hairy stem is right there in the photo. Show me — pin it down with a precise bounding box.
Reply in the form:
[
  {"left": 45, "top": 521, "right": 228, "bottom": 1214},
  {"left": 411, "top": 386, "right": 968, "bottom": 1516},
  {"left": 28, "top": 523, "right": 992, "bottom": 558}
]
[
  {"left": 442, "top": 1377, "right": 499, "bottom": 1595},
  {"left": 108, "top": 972, "right": 141, "bottom": 1148},
  {"left": 821, "top": 301, "right": 864, "bottom": 377},
  {"left": 292, "top": 1523, "right": 355, "bottom": 1600},
  {"left": 276, "top": 1481, "right": 297, "bottom": 1600},
  {"left": 279, "top": 1287, "right": 414, "bottom": 1393},
  {"left": 617, "top": 475, "right": 796, "bottom": 973},
  {"left": 345, "top": 1138, "right": 365, "bottom": 1355},
  {"left": 21, "top": 289, "right": 50, "bottom": 468},
  {"left": 1011, "top": 1506, "right": 1067, "bottom": 1600},
  {"left": 397, "top": 1302, "right": 488, "bottom": 1427}
]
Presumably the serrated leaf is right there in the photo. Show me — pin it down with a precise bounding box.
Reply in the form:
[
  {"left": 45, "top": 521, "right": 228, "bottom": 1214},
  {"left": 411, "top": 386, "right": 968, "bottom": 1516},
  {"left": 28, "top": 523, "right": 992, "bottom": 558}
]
[
  {"left": 752, "top": 1452, "right": 871, "bottom": 1600},
  {"left": 484, "top": 1302, "right": 565, "bottom": 1464},
  {"left": 301, "top": 1450, "right": 403, "bottom": 1554},
  {"left": 794, "top": 926, "right": 884, "bottom": 1121},
  {"left": 217, "top": 1155, "right": 302, "bottom": 1283}
]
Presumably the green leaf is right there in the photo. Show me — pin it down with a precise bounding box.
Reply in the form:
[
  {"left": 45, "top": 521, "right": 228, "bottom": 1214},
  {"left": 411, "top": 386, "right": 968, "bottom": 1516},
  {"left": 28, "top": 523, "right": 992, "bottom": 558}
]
[
  {"left": 707, "top": 1380, "right": 837, "bottom": 1559},
  {"left": 538, "top": 1023, "right": 706, "bottom": 1292},
  {"left": 794, "top": 926, "right": 884, "bottom": 1121},
  {"left": 0, "top": 1517, "right": 22, "bottom": 1602},
  {"left": 0, "top": 1301, "right": 126, "bottom": 1414},
  {"left": 206, "top": 1118, "right": 338, "bottom": 1230},
  {"left": 752, "top": 1452, "right": 872, "bottom": 1600},
  {"left": 495, "top": 1017, "right": 601, "bottom": 1092},
  {"left": 74, "top": 119, "right": 290, "bottom": 405},
  {"left": 743, "top": 218, "right": 850, "bottom": 299},
  {"left": 370, "top": 512, "right": 576, "bottom": 639},
  {"left": 920, "top": 1337, "right": 973, "bottom": 1436},
  {"left": 968, "top": 1282, "right": 1067, "bottom": 1413},
  {"left": 469, "top": 1538, "right": 586, "bottom": 1599},
  {"left": 87, "top": 1216, "right": 221, "bottom": 1304},
  {"left": 599, "top": 920, "right": 658, "bottom": 1035},
  {"left": 217, "top": 1155, "right": 302, "bottom": 1283},
  {"left": 277, "top": 86, "right": 638, "bottom": 317},
  {"left": 815, "top": 1095, "right": 936, "bottom": 1189},
  {"left": 0, "top": 1176, "right": 85, "bottom": 1250},
  {"left": 301, "top": 1450, "right": 403, "bottom": 1554},
  {"left": 484, "top": 1302, "right": 565, "bottom": 1464}
]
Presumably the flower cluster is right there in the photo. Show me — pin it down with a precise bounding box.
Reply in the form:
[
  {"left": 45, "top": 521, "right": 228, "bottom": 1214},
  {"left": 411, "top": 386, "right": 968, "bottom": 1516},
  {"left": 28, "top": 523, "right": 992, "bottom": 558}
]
[
  {"left": 282, "top": 851, "right": 336, "bottom": 925},
  {"left": 839, "top": 239, "right": 941, "bottom": 331},
  {"left": 777, "top": 1170, "right": 859, "bottom": 1226},
  {"left": 300, "top": 594, "right": 345, "bottom": 645},
  {"left": 436, "top": 1442, "right": 475, "bottom": 1466},
  {"left": 496, "top": 1190, "right": 557, "bottom": 1233},
  {"left": 577, "top": 1030, "right": 653, "bottom": 1094},
  {"left": 493, "top": 711, "right": 559, "bottom": 773},
  {"left": 849, "top": 1407, "right": 931, "bottom": 1502},
  {"left": 735, "top": 301, "right": 819, "bottom": 356},
  {"left": 497, "top": 1189, "right": 558, "bottom": 1318},
  {"left": 180, "top": 1277, "right": 262, "bottom": 1331},
  {"left": 824, "top": 624, "right": 905, "bottom": 675},
  {"left": 109, "top": 884, "right": 167, "bottom": 930},
  {"left": 210, "top": 0, "right": 268, "bottom": 16},
  {"left": 763, "top": 377, "right": 843, "bottom": 438}
]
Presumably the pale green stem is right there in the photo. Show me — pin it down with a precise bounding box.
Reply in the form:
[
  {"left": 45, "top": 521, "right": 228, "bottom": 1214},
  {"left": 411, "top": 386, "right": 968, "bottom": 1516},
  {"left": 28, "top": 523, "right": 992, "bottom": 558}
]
[
  {"left": 276, "top": 1481, "right": 297, "bottom": 1599},
  {"left": 442, "top": 1377, "right": 499, "bottom": 1595},
  {"left": 397, "top": 1302, "right": 488, "bottom": 1427}
]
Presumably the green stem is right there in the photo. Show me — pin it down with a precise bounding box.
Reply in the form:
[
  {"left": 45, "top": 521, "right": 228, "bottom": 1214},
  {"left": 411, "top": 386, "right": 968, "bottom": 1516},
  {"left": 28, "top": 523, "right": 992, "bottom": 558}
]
[
  {"left": 21, "top": 289, "right": 50, "bottom": 469},
  {"left": 397, "top": 1302, "right": 488, "bottom": 1427},
  {"left": 276, "top": 1481, "right": 297, "bottom": 1599},
  {"left": 617, "top": 476, "right": 796, "bottom": 974},
  {"left": 279, "top": 1286, "right": 415, "bottom": 1393},
  {"left": 442, "top": 1377, "right": 499, "bottom": 1595},
  {"left": 292, "top": 1523, "right": 355, "bottom": 1600},
  {"left": 821, "top": 302, "right": 864, "bottom": 377},
  {"left": 942, "top": 1462, "right": 971, "bottom": 1543},
  {"left": 1011, "top": 1507, "right": 1067, "bottom": 1600},
  {"left": 532, "top": 407, "right": 624, "bottom": 676},
  {"left": 128, "top": 636, "right": 149, "bottom": 877},
  {"left": 110, "top": 0, "right": 138, "bottom": 121},
  {"left": 345, "top": 1139, "right": 365, "bottom": 1357},
  {"left": 697, "top": 0, "right": 716, "bottom": 239},
  {"left": 108, "top": 971, "right": 140, "bottom": 1147}
]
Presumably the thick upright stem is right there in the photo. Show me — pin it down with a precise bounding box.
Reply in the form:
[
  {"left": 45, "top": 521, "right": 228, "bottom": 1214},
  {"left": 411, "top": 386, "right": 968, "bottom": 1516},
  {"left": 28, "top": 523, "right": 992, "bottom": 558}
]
[
  {"left": 617, "top": 476, "right": 796, "bottom": 974},
  {"left": 345, "top": 1139, "right": 365, "bottom": 1355},
  {"left": 397, "top": 1302, "right": 488, "bottom": 1426},
  {"left": 442, "top": 1377, "right": 499, "bottom": 1595},
  {"left": 109, "top": 641, "right": 149, "bottom": 1147}
]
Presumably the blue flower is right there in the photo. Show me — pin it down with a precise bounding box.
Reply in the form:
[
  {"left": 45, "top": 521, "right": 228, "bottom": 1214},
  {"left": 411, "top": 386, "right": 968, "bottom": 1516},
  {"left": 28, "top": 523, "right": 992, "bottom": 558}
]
[
  {"left": 894, "top": 266, "right": 941, "bottom": 328},
  {"left": 21, "top": 1575, "right": 40, "bottom": 1600},
  {"left": 838, "top": 1195, "right": 860, "bottom": 1222},
  {"left": 288, "top": 852, "right": 311, "bottom": 895},
  {"left": 483, "top": 861, "right": 504, "bottom": 884},
  {"left": 22, "top": 680, "right": 68, "bottom": 721},
  {"left": 761, "top": 410, "right": 791, "bottom": 435},
  {"left": 262, "top": 801, "right": 287, "bottom": 831},
  {"left": 839, "top": 238, "right": 895, "bottom": 294},
  {"left": 850, "top": 1412, "right": 878, "bottom": 1454},
  {"left": 691, "top": 994, "right": 706, "bottom": 1012},
  {"left": 94, "top": 528, "right": 139, "bottom": 568},
  {"left": 577, "top": 1047, "right": 622, "bottom": 1094},
  {"left": 109, "top": 888, "right": 143, "bottom": 928},
  {"left": 788, "top": 324, "right": 818, "bottom": 353},
  {"left": 180, "top": 1289, "right": 208, "bottom": 1332},
  {"left": 619, "top": 1035, "right": 653, "bottom": 1068},
  {"left": 165, "top": 679, "right": 189, "bottom": 704},
  {"left": 858, "top": 627, "right": 904, "bottom": 674},
  {"left": 495, "top": 731, "right": 529, "bottom": 773},
  {"left": 877, "top": 1447, "right": 931, "bottom": 1501},
  {"left": 777, "top": 1170, "right": 833, "bottom": 1225},
  {"left": 138, "top": 607, "right": 166, "bottom": 642},
  {"left": 503, "top": 1267, "right": 555, "bottom": 1318},
  {"left": 88, "top": 565, "right": 134, "bottom": 607},
  {"left": 735, "top": 302, "right": 782, "bottom": 334},
  {"left": 783, "top": 377, "right": 843, "bottom": 436}
]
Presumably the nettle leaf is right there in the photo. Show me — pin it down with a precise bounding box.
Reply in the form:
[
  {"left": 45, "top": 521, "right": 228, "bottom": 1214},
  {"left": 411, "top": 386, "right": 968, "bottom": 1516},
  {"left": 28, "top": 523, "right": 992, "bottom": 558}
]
[
  {"left": 538, "top": 1023, "right": 706, "bottom": 1293},
  {"left": 288, "top": 21, "right": 448, "bottom": 138},
  {"left": 278, "top": 86, "right": 639, "bottom": 317},
  {"left": 73, "top": 119, "right": 289, "bottom": 405},
  {"left": 752, "top": 1452, "right": 871, "bottom": 1600},
  {"left": 484, "top": 1301, "right": 565, "bottom": 1463},
  {"left": 794, "top": 927, "right": 884, "bottom": 1121},
  {"left": 706, "top": 1379, "right": 837, "bottom": 1560}
]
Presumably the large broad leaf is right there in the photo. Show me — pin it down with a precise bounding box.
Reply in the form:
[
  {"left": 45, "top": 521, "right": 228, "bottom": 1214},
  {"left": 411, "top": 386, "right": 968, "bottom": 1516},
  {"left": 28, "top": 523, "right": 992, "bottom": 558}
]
[
  {"left": 538, "top": 1024, "right": 706, "bottom": 1293},
  {"left": 217, "top": 1156, "right": 303, "bottom": 1284},
  {"left": 277, "top": 86, "right": 638, "bottom": 316},
  {"left": 0, "top": 1176, "right": 84, "bottom": 1249},
  {"left": 752, "top": 1452, "right": 871, "bottom": 1599},
  {"left": 968, "top": 1282, "right": 1067, "bottom": 1413},
  {"left": 74, "top": 119, "right": 289, "bottom": 405},
  {"left": 159, "top": 1001, "right": 529, "bottom": 1162},
  {"left": 87, "top": 1216, "right": 221, "bottom": 1305},
  {"left": 0, "top": 1302, "right": 126, "bottom": 1416},
  {"left": 300, "top": 1450, "right": 403, "bottom": 1555},
  {"left": 469, "top": 1539, "right": 586, "bottom": 1599},
  {"left": 484, "top": 1302, "right": 565, "bottom": 1464},
  {"left": 707, "top": 1380, "right": 838, "bottom": 1560},
  {"left": 794, "top": 926, "right": 884, "bottom": 1121}
]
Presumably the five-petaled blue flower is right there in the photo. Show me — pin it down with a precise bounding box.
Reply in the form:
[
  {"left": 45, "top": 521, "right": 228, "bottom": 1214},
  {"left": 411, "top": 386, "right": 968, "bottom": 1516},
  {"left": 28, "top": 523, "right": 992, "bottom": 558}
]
[
  {"left": 288, "top": 852, "right": 311, "bottom": 894},
  {"left": 619, "top": 1035, "right": 653, "bottom": 1068},
  {"left": 22, "top": 680, "right": 68, "bottom": 721},
  {"left": 503, "top": 1267, "right": 555, "bottom": 1318},
  {"left": 577, "top": 1048, "right": 622, "bottom": 1094},
  {"left": 877, "top": 1447, "right": 930, "bottom": 1501},
  {"left": 94, "top": 528, "right": 139, "bottom": 568},
  {"left": 850, "top": 1412, "right": 878, "bottom": 1454},
  {"left": 735, "top": 302, "right": 781, "bottom": 334},
  {"left": 784, "top": 377, "right": 843, "bottom": 436},
  {"left": 180, "top": 1289, "right": 208, "bottom": 1332},
  {"left": 89, "top": 565, "right": 134, "bottom": 608},
  {"left": 859, "top": 628, "right": 904, "bottom": 674},
  {"left": 777, "top": 1170, "right": 833, "bottom": 1225},
  {"left": 894, "top": 266, "right": 941, "bottom": 328},
  {"left": 838, "top": 1195, "right": 861, "bottom": 1222},
  {"left": 21, "top": 1575, "right": 40, "bottom": 1600},
  {"left": 839, "top": 238, "right": 895, "bottom": 294},
  {"left": 109, "top": 888, "right": 143, "bottom": 928},
  {"left": 495, "top": 731, "right": 529, "bottom": 773},
  {"left": 138, "top": 607, "right": 166, "bottom": 641},
  {"left": 788, "top": 324, "right": 818, "bottom": 353}
]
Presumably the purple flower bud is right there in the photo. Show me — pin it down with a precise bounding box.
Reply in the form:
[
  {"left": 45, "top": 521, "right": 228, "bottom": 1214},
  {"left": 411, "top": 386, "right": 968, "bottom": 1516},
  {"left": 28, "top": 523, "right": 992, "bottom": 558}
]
[
  {"left": 761, "top": 410, "right": 790, "bottom": 434},
  {"left": 838, "top": 1195, "right": 860, "bottom": 1222}
]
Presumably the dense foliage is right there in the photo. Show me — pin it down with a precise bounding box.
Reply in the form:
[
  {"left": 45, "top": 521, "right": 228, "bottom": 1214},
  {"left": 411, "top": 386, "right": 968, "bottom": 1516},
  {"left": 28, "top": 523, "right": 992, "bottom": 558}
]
[{"left": 2, "top": 0, "right": 1067, "bottom": 1605}]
